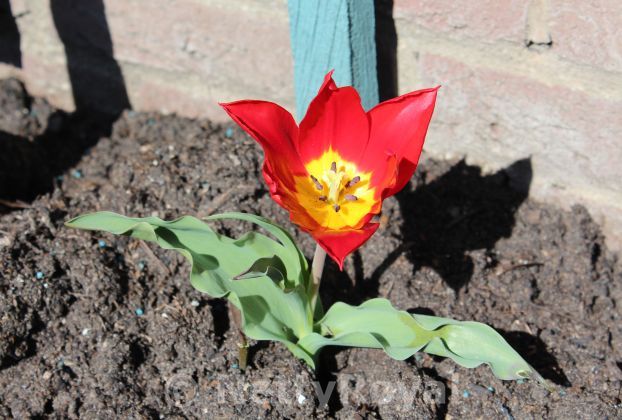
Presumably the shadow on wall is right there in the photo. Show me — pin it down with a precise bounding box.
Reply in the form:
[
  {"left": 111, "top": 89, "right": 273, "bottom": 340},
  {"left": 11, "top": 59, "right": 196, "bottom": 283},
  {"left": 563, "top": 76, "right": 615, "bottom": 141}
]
[
  {"left": 0, "top": 0, "right": 131, "bottom": 205},
  {"left": 51, "top": 0, "right": 130, "bottom": 115},
  {"left": 0, "top": 1, "right": 21, "bottom": 67},
  {"left": 374, "top": 0, "right": 397, "bottom": 101}
]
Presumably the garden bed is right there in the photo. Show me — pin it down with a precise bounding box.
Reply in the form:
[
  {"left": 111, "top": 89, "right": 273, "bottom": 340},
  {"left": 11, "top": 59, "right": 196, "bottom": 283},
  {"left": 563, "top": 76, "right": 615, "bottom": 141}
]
[{"left": 0, "top": 79, "right": 620, "bottom": 418}]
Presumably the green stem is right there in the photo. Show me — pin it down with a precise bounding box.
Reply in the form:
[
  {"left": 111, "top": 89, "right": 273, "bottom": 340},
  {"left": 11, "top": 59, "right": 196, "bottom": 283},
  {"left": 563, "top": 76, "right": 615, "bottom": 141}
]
[{"left": 310, "top": 244, "right": 326, "bottom": 315}]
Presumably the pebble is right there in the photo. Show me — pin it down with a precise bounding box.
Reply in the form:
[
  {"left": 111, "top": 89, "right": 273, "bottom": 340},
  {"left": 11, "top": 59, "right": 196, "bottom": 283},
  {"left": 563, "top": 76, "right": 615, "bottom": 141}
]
[
  {"left": 98, "top": 240, "right": 107, "bottom": 248},
  {"left": 138, "top": 261, "right": 146, "bottom": 271},
  {"left": 471, "top": 384, "right": 489, "bottom": 395},
  {"left": 487, "top": 386, "right": 495, "bottom": 393},
  {"left": 43, "top": 282, "right": 49, "bottom": 289},
  {"left": 231, "top": 363, "right": 239, "bottom": 369},
  {"left": 462, "top": 390, "right": 471, "bottom": 398},
  {"left": 135, "top": 308, "right": 144, "bottom": 316},
  {"left": 190, "top": 300, "right": 200, "bottom": 307},
  {"left": 225, "top": 127, "right": 234, "bottom": 138},
  {"left": 297, "top": 394, "right": 306, "bottom": 404},
  {"left": 35, "top": 271, "right": 44, "bottom": 280},
  {"left": 517, "top": 379, "right": 525, "bottom": 384},
  {"left": 559, "top": 389, "right": 567, "bottom": 396},
  {"left": 71, "top": 169, "right": 82, "bottom": 179},
  {"left": 81, "top": 328, "right": 90, "bottom": 336}
]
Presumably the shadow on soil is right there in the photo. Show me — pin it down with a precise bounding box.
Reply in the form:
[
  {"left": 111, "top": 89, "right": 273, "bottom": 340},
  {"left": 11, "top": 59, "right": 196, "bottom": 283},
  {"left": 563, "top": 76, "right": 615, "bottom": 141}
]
[
  {"left": 0, "top": 0, "right": 130, "bottom": 205},
  {"left": 321, "top": 158, "right": 533, "bottom": 306}
]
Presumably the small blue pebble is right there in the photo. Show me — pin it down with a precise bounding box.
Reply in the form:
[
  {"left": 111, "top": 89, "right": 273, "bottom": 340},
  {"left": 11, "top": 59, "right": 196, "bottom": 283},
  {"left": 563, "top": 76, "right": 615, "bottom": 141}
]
[
  {"left": 559, "top": 389, "right": 566, "bottom": 396},
  {"left": 135, "top": 308, "right": 144, "bottom": 316},
  {"left": 487, "top": 386, "right": 495, "bottom": 393},
  {"left": 71, "top": 169, "right": 82, "bottom": 179},
  {"left": 138, "top": 261, "right": 146, "bottom": 271},
  {"left": 517, "top": 379, "right": 525, "bottom": 384},
  {"left": 225, "top": 127, "right": 234, "bottom": 138},
  {"left": 462, "top": 390, "right": 470, "bottom": 398},
  {"left": 35, "top": 271, "right": 44, "bottom": 280},
  {"left": 98, "top": 240, "right": 106, "bottom": 248},
  {"left": 231, "top": 363, "right": 239, "bottom": 369}
]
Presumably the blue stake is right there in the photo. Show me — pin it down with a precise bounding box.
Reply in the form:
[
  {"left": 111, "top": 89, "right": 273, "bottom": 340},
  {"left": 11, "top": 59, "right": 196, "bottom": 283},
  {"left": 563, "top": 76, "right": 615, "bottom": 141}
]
[{"left": 288, "top": 0, "right": 378, "bottom": 119}]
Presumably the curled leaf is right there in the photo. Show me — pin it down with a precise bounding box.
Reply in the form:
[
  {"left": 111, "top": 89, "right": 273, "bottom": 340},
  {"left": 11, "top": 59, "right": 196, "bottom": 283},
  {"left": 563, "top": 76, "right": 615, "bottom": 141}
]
[{"left": 297, "top": 298, "right": 542, "bottom": 381}]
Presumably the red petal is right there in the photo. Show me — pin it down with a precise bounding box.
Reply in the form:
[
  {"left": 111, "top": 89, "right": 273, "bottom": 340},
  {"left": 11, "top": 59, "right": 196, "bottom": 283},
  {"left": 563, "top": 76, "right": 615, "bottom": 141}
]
[
  {"left": 219, "top": 100, "right": 305, "bottom": 193},
  {"left": 362, "top": 86, "right": 439, "bottom": 196},
  {"left": 313, "top": 223, "right": 379, "bottom": 270},
  {"left": 297, "top": 71, "right": 370, "bottom": 164}
]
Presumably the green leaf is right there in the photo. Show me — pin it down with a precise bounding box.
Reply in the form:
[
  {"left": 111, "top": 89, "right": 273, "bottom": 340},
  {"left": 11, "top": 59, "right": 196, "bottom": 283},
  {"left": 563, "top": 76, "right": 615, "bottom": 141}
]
[
  {"left": 66, "top": 211, "right": 314, "bottom": 355},
  {"left": 298, "top": 298, "right": 542, "bottom": 382},
  {"left": 206, "top": 212, "right": 308, "bottom": 289}
]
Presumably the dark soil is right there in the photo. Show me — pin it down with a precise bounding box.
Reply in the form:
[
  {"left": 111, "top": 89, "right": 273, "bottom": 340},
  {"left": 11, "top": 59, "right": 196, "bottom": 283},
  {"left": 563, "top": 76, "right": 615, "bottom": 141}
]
[{"left": 0, "top": 79, "right": 620, "bottom": 418}]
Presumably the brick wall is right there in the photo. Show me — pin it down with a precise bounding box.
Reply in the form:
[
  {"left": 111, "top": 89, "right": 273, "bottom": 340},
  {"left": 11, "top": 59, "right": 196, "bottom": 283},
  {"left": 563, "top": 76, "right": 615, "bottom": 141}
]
[
  {"left": 1, "top": 0, "right": 621, "bottom": 250},
  {"left": 394, "top": 0, "right": 622, "bottom": 249}
]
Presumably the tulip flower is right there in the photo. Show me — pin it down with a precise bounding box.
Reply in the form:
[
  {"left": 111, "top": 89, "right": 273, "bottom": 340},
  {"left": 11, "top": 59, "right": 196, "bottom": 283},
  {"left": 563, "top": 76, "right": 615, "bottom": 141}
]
[{"left": 220, "top": 71, "right": 439, "bottom": 269}]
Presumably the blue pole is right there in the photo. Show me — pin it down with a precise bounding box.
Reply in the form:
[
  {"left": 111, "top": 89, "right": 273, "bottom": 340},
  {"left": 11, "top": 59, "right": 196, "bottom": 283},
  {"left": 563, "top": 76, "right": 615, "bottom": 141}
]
[{"left": 288, "top": 0, "right": 379, "bottom": 120}]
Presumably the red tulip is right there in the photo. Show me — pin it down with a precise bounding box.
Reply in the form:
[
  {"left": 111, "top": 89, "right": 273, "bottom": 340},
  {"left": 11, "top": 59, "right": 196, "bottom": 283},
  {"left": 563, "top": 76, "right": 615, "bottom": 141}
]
[{"left": 220, "top": 71, "right": 439, "bottom": 269}]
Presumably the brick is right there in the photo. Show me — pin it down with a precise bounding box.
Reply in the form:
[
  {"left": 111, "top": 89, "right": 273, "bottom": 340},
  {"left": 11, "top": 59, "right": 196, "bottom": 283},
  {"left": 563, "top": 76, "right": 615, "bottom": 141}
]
[
  {"left": 549, "top": 0, "right": 622, "bottom": 72},
  {"left": 105, "top": 0, "right": 293, "bottom": 104},
  {"left": 410, "top": 53, "right": 622, "bottom": 246},
  {"left": 394, "top": 0, "right": 530, "bottom": 45}
]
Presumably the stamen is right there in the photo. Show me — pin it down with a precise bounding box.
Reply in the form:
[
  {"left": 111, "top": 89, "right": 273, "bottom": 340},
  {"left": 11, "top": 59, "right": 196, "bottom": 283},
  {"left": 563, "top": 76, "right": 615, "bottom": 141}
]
[
  {"left": 333, "top": 204, "right": 341, "bottom": 212},
  {"left": 345, "top": 194, "right": 358, "bottom": 201},
  {"left": 318, "top": 195, "right": 327, "bottom": 201},
  {"left": 310, "top": 175, "right": 323, "bottom": 191},
  {"left": 330, "top": 162, "right": 337, "bottom": 172},
  {"left": 346, "top": 176, "right": 360, "bottom": 188}
]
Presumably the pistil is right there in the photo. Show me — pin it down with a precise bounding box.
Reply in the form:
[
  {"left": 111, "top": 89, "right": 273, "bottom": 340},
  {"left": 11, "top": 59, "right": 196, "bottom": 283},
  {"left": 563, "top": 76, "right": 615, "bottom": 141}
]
[{"left": 311, "top": 161, "right": 362, "bottom": 212}]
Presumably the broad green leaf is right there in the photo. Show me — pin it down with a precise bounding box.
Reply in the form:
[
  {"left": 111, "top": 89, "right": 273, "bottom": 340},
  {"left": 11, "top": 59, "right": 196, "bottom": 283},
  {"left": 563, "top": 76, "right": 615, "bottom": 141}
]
[
  {"left": 206, "top": 212, "right": 308, "bottom": 289},
  {"left": 66, "top": 211, "right": 314, "bottom": 350},
  {"left": 298, "top": 298, "right": 542, "bottom": 382}
]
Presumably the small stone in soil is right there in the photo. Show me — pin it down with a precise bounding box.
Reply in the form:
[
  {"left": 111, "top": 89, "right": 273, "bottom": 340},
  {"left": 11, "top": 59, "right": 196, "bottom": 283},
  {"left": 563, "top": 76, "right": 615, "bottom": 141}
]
[
  {"left": 462, "top": 389, "right": 471, "bottom": 398},
  {"left": 225, "top": 127, "right": 234, "bottom": 138},
  {"left": 135, "top": 308, "right": 144, "bottom": 316},
  {"left": 138, "top": 261, "right": 146, "bottom": 271},
  {"left": 35, "top": 271, "right": 44, "bottom": 279},
  {"left": 71, "top": 169, "right": 82, "bottom": 179},
  {"left": 98, "top": 240, "right": 106, "bottom": 248},
  {"left": 191, "top": 299, "right": 200, "bottom": 307}
]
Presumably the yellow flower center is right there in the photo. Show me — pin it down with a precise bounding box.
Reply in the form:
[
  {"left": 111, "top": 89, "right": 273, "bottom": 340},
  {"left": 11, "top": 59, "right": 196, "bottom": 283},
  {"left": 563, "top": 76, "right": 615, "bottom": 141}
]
[{"left": 294, "top": 149, "right": 378, "bottom": 230}]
